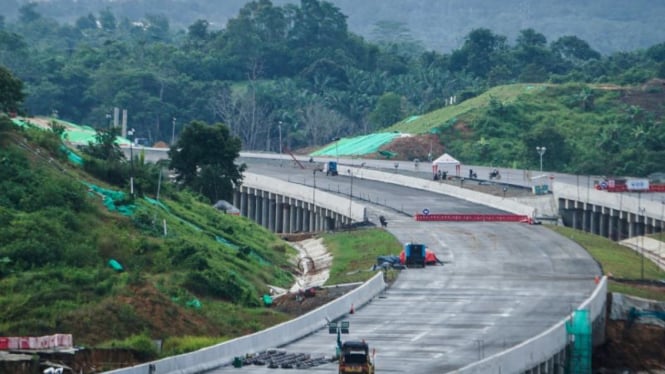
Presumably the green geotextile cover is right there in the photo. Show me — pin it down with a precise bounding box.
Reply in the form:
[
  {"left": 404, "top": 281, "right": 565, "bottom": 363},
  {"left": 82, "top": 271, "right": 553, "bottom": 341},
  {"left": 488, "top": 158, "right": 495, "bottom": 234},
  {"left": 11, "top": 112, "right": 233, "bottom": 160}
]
[
  {"left": 566, "top": 309, "right": 591, "bottom": 374},
  {"left": 62, "top": 123, "right": 131, "bottom": 146},
  {"left": 85, "top": 182, "right": 135, "bottom": 216},
  {"left": 10, "top": 116, "right": 132, "bottom": 146},
  {"left": 309, "top": 132, "right": 402, "bottom": 157},
  {"left": 144, "top": 196, "right": 170, "bottom": 211},
  {"left": 108, "top": 258, "right": 124, "bottom": 272},
  {"left": 143, "top": 197, "right": 268, "bottom": 263},
  {"left": 10, "top": 118, "right": 31, "bottom": 128},
  {"left": 60, "top": 146, "right": 84, "bottom": 165},
  {"left": 216, "top": 236, "right": 269, "bottom": 265}
]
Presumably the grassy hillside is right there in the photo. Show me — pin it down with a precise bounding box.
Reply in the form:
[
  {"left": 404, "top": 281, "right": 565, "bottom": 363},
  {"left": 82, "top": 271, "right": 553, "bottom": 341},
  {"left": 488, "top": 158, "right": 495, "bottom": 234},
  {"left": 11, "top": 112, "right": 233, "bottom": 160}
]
[
  {"left": 550, "top": 226, "right": 665, "bottom": 301},
  {"left": 385, "top": 80, "right": 664, "bottom": 177},
  {"left": 0, "top": 117, "right": 298, "bottom": 353},
  {"left": 386, "top": 84, "right": 548, "bottom": 134}
]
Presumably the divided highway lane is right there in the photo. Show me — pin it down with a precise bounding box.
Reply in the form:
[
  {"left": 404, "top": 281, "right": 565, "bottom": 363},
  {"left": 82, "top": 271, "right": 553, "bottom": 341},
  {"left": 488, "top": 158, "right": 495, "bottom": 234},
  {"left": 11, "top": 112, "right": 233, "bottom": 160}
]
[{"left": 207, "top": 160, "right": 601, "bottom": 373}]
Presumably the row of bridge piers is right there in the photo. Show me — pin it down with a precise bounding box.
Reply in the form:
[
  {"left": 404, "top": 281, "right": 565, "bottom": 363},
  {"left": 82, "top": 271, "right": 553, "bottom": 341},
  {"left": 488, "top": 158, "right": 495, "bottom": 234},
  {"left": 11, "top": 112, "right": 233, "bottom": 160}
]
[
  {"left": 559, "top": 198, "right": 664, "bottom": 241},
  {"left": 232, "top": 186, "right": 351, "bottom": 234}
]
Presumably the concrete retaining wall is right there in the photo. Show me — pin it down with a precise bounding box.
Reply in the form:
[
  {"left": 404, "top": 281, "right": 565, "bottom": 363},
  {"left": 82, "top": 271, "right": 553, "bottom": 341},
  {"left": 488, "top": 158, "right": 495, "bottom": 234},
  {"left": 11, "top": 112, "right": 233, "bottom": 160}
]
[{"left": 105, "top": 273, "right": 385, "bottom": 374}]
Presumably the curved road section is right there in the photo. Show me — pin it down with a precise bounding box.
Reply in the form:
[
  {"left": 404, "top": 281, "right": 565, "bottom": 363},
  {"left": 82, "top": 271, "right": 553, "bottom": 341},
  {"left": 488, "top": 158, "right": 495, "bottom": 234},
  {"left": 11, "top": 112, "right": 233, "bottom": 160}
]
[{"left": 209, "top": 160, "right": 602, "bottom": 373}]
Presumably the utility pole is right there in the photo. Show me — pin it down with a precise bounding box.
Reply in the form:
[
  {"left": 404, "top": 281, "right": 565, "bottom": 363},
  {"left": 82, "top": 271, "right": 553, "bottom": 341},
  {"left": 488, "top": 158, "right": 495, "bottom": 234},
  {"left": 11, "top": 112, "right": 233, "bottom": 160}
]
[
  {"left": 128, "top": 128, "right": 135, "bottom": 196},
  {"left": 278, "top": 121, "right": 283, "bottom": 154},
  {"left": 536, "top": 146, "right": 546, "bottom": 172},
  {"left": 171, "top": 117, "right": 176, "bottom": 145},
  {"left": 347, "top": 169, "right": 353, "bottom": 219}
]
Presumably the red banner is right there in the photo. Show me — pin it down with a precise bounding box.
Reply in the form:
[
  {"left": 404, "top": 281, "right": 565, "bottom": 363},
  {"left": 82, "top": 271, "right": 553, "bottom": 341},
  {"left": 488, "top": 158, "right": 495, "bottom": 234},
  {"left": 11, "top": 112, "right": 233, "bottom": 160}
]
[
  {"left": 0, "top": 334, "right": 73, "bottom": 350},
  {"left": 414, "top": 214, "right": 530, "bottom": 222}
]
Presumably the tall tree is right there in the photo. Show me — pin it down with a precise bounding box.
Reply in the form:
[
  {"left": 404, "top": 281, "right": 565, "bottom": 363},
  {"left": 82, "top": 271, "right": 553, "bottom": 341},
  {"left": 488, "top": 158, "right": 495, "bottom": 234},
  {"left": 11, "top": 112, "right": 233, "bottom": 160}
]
[
  {"left": 220, "top": 0, "right": 288, "bottom": 79},
  {"left": 98, "top": 7, "right": 117, "bottom": 32},
  {"left": 81, "top": 127, "right": 125, "bottom": 162},
  {"left": 456, "top": 28, "right": 507, "bottom": 78},
  {"left": 18, "top": 2, "right": 42, "bottom": 24},
  {"left": 168, "top": 121, "right": 245, "bottom": 202},
  {"left": 551, "top": 35, "right": 601, "bottom": 63},
  {"left": 369, "top": 92, "right": 404, "bottom": 130},
  {"left": 515, "top": 28, "right": 552, "bottom": 79},
  {"left": 0, "top": 65, "right": 24, "bottom": 113}
]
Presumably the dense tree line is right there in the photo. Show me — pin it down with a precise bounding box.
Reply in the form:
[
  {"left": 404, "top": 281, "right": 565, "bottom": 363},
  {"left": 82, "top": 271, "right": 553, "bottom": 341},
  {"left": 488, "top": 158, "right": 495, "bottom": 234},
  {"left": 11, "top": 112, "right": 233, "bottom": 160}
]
[
  {"left": 3, "top": 0, "right": 664, "bottom": 55},
  {"left": 0, "top": 1, "right": 663, "bottom": 169}
]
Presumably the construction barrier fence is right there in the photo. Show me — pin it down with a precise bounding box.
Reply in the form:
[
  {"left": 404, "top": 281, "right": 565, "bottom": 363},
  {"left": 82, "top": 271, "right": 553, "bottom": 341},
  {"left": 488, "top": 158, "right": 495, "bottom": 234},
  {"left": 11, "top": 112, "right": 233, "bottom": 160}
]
[{"left": 414, "top": 214, "right": 530, "bottom": 222}]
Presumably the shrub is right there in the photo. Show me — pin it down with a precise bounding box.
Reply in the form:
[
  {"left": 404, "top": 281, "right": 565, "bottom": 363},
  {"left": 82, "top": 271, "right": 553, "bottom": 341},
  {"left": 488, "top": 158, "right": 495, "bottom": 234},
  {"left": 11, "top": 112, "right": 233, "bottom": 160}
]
[
  {"left": 102, "top": 333, "right": 158, "bottom": 361},
  {"left": 161, "top": 336, "right": 227, "bottom": 356},
  {"left": 183, "top": 269, "right": 258, "bottom": 306},
  {"left": 0, "top": 115, "right": 14, "bottom": 133}
]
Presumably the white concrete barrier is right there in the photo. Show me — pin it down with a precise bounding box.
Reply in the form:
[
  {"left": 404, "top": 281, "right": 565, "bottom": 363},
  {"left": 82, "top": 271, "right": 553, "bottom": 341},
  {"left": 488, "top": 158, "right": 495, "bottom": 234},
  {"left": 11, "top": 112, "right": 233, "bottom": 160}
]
[
  {"left": 105, "top": 273, "right": 385, "bottom": 374},
  {"left": 450, "top": 277, "right": 607, "bottom": 373},
  {"left": 349, "top": 167, "right": 536, "bottom": 217}
]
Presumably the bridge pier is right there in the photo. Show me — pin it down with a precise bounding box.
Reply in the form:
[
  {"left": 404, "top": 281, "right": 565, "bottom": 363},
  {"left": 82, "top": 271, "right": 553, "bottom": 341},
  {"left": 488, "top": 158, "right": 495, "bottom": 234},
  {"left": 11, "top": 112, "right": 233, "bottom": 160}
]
[{"left": 234, "top": 184, "right": 354, "bottom": 234}]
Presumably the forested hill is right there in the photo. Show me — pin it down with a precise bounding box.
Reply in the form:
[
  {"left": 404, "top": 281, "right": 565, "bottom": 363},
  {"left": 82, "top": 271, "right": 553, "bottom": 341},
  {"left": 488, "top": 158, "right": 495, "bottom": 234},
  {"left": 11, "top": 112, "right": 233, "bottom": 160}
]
[
  {"left": 2, "top": 0, "right": 664, "bottom": 54},
  {"left": 1, "top": 0, "right": 664, "bottom": 177}
]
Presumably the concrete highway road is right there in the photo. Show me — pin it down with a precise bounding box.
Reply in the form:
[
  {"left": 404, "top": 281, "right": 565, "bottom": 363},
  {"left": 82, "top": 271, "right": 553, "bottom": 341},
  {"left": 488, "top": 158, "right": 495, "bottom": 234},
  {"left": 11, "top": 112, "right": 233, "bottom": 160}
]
[
  {"left": 208, "top": 159, "right": 601, "bottom": 373},
  {"left": 127, "top": 147, "right": 664, "bottom": 209}
]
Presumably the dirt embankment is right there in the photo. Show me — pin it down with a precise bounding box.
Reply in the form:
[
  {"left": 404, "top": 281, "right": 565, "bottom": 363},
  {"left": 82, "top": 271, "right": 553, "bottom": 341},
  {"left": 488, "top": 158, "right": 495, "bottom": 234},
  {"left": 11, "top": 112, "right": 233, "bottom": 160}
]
[{"left": 594, "top": 320, "right": 665, "bottom": 372}]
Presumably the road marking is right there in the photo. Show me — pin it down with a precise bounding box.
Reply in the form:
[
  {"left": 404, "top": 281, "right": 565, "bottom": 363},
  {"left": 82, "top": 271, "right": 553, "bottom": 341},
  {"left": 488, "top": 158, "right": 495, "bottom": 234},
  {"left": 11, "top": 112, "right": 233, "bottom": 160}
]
[
  {"left": 411, "top": 331, "right": 428, "bottom": 342},
  {"left": 431, "top": 233, "right": 448, "bottom": 248}
]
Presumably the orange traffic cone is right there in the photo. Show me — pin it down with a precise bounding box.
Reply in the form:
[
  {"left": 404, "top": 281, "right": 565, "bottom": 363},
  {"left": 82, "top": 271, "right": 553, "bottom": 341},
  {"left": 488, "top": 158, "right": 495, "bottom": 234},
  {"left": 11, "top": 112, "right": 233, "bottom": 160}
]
[{"left": 350, "top": 304, "right": 355, "bottom": 314}]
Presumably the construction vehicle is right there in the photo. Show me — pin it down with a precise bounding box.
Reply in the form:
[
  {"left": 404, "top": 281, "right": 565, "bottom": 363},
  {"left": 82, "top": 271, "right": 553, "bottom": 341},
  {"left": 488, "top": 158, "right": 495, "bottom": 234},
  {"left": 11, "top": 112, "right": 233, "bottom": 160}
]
[
  {"left": 401, "top": 243, "right": 427, "bottom": 268},
  {"left": 328, "top": 320, "right": 375, "bottom": 374},
  {"left": 325, "top": 161, "right": 339, "bottom": 176},
  {"left": 338, "top": 340, "right": 375, "bottom": 374}
]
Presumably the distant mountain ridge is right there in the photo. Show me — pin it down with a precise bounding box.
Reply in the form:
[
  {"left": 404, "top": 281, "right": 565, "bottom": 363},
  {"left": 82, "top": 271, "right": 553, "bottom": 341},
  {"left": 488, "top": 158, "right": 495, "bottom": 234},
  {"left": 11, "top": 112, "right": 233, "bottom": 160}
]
[{"left": 3, "top": 0, "right": 664, "bottom": 54}]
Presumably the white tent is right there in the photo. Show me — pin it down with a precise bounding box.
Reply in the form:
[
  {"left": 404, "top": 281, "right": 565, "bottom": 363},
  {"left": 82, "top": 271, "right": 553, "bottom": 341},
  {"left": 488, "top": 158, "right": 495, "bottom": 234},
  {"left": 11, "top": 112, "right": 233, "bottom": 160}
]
[
  {"left": 431, "top": 153, "right": 461, "bottom": 176},
  {"left": 432, "top": 153, "right": 460, "bottom": 168}
]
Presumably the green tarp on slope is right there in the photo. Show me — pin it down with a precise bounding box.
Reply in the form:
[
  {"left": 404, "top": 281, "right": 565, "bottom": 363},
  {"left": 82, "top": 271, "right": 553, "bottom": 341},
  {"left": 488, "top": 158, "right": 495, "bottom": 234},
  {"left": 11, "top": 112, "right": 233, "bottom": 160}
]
[
  {"left": 309, "top": 132, "right": 401, "bottom": 157},
  {"left": 10, "top": 117, "right": 131, "bottom": 146},
  {"left": 10, "top": 118, "right": 31, "bottom": 128},
  {"left": 85, "top": 182, "right": 135, "bottom": 216},
  {"left": 60, "top": 146, "right": 84, "bottom": 165}
]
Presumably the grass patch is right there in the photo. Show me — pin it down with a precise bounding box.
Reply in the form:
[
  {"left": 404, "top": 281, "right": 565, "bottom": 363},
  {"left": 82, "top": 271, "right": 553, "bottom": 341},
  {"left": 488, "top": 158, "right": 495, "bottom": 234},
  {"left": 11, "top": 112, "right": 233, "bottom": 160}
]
[
  {"left": 161, "top": 335, "right": 229, "bottom": 357},
  {"left": 549, "top": 226, "right": 665, "bottom": 280},
  {"left": 649, "top": 231, "right": 665, "bottom": 242},
  {"left": 322, "top": 228, "right": 403, "bottom": 284},
  {"left": 99, "top": 333, "right": 159, "bottom": 360},
  {"left": 385, "top": 84, "right": 548, "bottom": 134},
  {"left": 549, "top": 226, "right": 665, "bottom": 300},
  {"left": 608, "top": 281, "right": 665, "bottom": 302}
]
